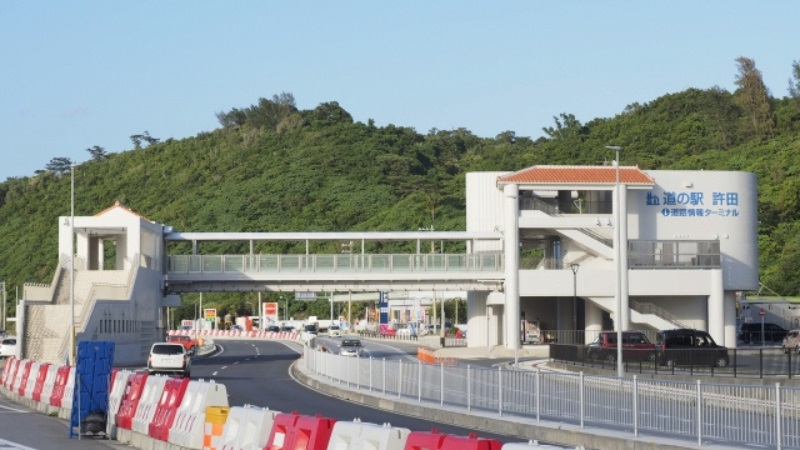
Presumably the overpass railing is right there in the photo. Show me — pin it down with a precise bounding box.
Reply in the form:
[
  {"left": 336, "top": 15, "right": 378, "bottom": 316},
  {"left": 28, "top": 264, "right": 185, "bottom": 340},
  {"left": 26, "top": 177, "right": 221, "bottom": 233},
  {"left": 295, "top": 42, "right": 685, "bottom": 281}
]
[
  {"left": 167, "top": 252, "right": 504, "bottom": 274},
  {"left": 304, "top": 347, "right": 800, "bottom": 449}
]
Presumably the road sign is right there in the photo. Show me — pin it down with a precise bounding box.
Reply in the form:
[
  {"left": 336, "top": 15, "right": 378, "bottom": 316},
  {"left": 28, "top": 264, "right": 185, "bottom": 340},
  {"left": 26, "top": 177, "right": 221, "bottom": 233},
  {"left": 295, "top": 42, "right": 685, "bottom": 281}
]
[
  {"left": 759, "top": 308, "right": 765, "bottom": 317},
  {"left": 204, "top": 308, "right": 217, "bottom": 320}
]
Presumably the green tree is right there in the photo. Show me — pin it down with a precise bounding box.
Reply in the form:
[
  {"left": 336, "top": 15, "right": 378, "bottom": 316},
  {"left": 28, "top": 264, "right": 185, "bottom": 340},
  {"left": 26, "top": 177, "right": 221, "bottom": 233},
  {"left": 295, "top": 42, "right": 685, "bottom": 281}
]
[
  {"left": 45, "top": 157, "right": 72, "bottom": 175},
  {"left": 733, "top": 56, "right": 775, "bottom": 139},
  {"left": 86, "top": 145, "right": 107, "bottom": 161}
]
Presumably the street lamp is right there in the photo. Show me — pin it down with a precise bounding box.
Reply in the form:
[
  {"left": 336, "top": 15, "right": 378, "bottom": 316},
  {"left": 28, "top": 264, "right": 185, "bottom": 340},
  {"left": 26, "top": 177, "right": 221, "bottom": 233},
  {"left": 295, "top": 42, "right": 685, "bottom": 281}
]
[
  {"left": 570, "top": 263, "right": 579, "bottom": 344},
  {"left": 605, "top": 145, "right": 624, "bottom": 377},
  {"left": 69, "top": 163, "right": 76, "bottom": 366}
]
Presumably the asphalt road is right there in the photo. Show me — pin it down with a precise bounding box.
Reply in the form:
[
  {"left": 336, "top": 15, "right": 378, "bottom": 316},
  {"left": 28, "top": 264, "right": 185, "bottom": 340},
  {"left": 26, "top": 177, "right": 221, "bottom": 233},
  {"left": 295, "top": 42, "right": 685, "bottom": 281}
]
[
  {"left": 194, "top": 339, "right": 537, "bottom": 444},
  {"left": 0, "top": 395, "right": 127, "bottom": 450}
]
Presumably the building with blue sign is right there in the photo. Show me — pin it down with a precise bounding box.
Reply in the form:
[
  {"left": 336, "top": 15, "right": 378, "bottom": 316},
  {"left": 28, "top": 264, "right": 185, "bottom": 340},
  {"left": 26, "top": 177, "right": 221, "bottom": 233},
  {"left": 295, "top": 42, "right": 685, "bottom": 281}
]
[{"left": 465, "top": 166, "right": 758, "bottom": 350}]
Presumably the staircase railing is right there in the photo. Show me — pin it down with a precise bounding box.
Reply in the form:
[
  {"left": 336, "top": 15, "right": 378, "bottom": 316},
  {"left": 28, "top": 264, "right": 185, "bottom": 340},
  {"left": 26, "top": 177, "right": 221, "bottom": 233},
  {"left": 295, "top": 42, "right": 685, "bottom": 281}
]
[{"left": 631, "top": 300, "right": 693, "bottom": 329}]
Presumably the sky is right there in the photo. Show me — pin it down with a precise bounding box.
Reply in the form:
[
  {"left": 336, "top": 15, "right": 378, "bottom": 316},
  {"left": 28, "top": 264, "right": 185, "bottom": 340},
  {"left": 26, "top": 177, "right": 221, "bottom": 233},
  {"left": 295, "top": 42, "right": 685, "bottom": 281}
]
[{"left": 1, "top": 1, "right": 799, "bottom": 181}]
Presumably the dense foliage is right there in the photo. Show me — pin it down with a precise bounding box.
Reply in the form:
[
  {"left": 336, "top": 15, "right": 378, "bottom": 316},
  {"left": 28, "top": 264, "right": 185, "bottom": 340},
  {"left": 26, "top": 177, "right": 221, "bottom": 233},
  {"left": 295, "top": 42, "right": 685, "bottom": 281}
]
[{"left": 2, "top": 59, "right": 800, "bottom": 324}]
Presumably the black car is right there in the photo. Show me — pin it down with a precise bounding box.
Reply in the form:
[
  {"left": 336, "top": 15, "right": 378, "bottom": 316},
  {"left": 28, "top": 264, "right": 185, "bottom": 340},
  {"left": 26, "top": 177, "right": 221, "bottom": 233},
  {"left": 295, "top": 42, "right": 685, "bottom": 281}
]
[
  {"left": 655, "top": 329, "right": 729, "bottom": 368},
  {"left": 737, "top": 322, "right": 789, "bottom": 344}
]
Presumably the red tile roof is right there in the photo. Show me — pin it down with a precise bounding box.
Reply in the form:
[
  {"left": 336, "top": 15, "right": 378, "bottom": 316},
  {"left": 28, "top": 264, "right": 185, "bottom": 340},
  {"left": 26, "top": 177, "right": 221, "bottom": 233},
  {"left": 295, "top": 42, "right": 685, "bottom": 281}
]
[{"left": 497, "top": 165, "right": 655, "bottom": 186}]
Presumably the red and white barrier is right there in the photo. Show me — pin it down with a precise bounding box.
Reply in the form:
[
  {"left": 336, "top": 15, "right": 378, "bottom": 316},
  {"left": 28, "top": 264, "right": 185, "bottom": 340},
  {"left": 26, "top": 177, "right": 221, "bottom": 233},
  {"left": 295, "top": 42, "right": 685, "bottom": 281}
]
[
  {"left": 149, "top": 376, "right": 191, "bottom": 442},
  {"left": 168, "top": 379, "right": 229, "bottom": 449},
  {"left": 106, "top": 369, "right": 134, "bottom": 439},
  {"left": 39, "top": 364, "right": 59, "bottom": 408},
  {"left": 219, "top": 404, "right": 279, "bottom": 450},
  {"left": 131, "top": 374, "right": 169, "bottom": 447},
  {"left": 328, "top": 419, "right": 411, "bottom": 450}
]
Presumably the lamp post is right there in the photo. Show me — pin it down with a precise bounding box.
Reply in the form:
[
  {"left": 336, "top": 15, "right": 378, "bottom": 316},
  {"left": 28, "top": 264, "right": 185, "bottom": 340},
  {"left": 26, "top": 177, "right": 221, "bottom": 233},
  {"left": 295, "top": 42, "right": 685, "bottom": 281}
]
[
  {"left": 570, "top": 263, "right": 579, "bottom": 344},
  {"left": 606, "top": 145, "right": 624, "bottom": 377},
  {"left": 69, "top": 163, "right": 76, "bottom": 366}
]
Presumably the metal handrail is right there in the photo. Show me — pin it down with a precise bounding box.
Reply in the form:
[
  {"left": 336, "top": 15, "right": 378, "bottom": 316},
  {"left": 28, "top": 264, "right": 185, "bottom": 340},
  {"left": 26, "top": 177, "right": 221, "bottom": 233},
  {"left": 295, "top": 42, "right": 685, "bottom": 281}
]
[{"left": 631, "top": 300, "right": 693, "bottom": 329}]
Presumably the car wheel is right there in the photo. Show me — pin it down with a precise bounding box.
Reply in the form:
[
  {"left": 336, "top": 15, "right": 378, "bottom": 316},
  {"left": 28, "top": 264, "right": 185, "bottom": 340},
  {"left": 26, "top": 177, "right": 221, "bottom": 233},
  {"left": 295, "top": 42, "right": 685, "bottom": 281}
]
[
  {"left": 784, "top": 346, "right": 789, "bottom": 354},
  {"left": 646, "top": 352, "right": 656, "bottom": 362},
  {"left": 714, "top": 357, "right": 729, "bottom": 368},
  {"left": 664, "top": 359, "right": 675, "bottom": 368},
  {"left": 604, "top": 353, "right": 616, "bottom": 363}
]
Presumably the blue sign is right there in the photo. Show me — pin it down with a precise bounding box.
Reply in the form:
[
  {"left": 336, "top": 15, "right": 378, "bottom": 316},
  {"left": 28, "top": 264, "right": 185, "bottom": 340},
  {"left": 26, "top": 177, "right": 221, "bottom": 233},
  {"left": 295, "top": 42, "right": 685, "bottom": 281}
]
[
  {"left": 646, "top": 190, "right": 740, "bottom": 218},
  {"left": 379, "top": 291, "right": 389, "bottom": 325}
]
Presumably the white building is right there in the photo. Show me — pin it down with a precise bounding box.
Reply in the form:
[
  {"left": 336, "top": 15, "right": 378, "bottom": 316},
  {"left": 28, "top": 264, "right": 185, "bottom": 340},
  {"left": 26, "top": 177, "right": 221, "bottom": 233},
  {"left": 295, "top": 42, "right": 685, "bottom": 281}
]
[
  {"left": 465, "top": 166, "right": 758, "bottom": 349},
  {"left": 18, "top": 165, "right": 758, "bottom": 364}
]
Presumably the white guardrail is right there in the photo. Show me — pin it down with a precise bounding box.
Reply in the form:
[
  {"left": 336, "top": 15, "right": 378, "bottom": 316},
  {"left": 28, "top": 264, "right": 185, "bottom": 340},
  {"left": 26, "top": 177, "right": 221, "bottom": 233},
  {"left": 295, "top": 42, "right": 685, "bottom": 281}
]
[{"left": 303, "top": 347, "right": 800, "bottom": 449}]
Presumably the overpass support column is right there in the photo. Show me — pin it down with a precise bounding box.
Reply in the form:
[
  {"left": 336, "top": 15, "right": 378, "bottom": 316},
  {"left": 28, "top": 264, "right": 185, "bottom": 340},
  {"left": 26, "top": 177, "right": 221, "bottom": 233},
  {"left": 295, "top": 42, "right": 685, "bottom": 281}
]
[
  {"left": 707, "top": 269, "right": 724, "bottom": 346},
  {"left": 724, "top": 291, "right": 737, "bottom": 348},
  {"left": 503, "top": 183, "right": 520, "bottom": 350},
  {"left": 584, "top": 300, "right": 603, "bottom": 345}
]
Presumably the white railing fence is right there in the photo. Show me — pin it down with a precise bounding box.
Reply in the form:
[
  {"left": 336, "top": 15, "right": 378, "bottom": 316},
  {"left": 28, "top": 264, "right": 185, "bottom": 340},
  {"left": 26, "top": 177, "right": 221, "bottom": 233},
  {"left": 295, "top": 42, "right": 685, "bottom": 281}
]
[{"left": 303, "top": 348, "right": 800, "bottom": 449}]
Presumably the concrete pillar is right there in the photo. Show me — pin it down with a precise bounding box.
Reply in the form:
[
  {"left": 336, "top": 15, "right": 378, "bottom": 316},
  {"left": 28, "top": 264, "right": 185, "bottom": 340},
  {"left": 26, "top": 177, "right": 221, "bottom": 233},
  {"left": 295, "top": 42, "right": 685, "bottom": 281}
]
[
  {"left": 723, "top": 291, "right": 737, "bottom": 348},
  {"left": 503, "top": 183, "right": 520, "bottom": 350},
  {"left": 584, "top": 300, "right": 604, "bottom": 344},
  {"left": 466, "top": 291, "right": 487, "bottom": 348},
  {"left": 707, "top": 269, "right": 724, "bottom": 345},
  {"left": 620, "top": 183, "right": 630, "bottom": 330}
]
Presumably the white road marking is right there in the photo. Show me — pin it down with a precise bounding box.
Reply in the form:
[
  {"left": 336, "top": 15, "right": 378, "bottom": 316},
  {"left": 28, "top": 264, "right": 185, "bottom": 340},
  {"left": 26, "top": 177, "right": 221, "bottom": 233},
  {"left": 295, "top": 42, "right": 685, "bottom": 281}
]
[{"left": 0, "top": 438, "right": 37, "bottom": 450}]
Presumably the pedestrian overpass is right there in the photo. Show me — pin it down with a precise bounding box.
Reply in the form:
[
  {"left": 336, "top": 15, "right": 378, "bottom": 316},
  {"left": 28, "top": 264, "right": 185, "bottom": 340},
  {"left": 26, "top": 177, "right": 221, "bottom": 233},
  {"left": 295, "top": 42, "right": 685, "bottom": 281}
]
[
  {"left": 164, "top": 231, "right": 505, "bottom": 293},
  {"left": 19, "top": 203, "right": 507, "bottom": 366}
]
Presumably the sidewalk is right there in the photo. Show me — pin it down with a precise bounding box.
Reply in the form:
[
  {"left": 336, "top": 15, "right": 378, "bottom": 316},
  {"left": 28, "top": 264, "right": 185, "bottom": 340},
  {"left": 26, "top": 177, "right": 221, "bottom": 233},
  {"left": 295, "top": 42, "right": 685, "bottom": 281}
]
[{"left": 417, "top": 335, "right": 550, "bottom": 364}]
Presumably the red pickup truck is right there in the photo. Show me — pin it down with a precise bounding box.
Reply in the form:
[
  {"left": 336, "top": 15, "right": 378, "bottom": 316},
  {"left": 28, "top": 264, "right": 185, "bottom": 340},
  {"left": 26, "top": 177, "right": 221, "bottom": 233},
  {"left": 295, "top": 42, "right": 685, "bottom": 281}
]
[{"left": 167, "top": 335, "right": 199, "bottom": 354}]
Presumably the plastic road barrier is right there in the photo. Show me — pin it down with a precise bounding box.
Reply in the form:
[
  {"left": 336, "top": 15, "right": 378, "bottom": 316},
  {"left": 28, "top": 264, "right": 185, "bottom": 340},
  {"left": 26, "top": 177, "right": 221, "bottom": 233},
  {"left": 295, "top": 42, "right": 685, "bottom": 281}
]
[
  {"left": 14, "top": 359, "right": 33, "bottom": 396},
  {"left": 2, "top": 357, "right": 20, "bottom": 390},
  {"left": 115, "top": 371, "right": 149, "bottom": 431},
  {"left": 131, "top": 374, "right": 169, "bottom": 445},
  {"left": 264, "top": 411, "right": 336, "bottom": 450},
  {"left": 39, "top": 364, "right": 59, "bottom": 407},
  {"left": 31, "top": 362, "right": 51, "bottom": 402},
  {"left": 404, "top": 430, "right": 502, "bottom": 450},
  {"left": 149, "top": 376, "right": 191, "bottom": 441},
  {"left": 328, "top": 419, "right": 411, "bottom": 450},
  {"left": 219, "top": 405, "right": 279, "bottom": 450},
  {"left": 168, "top": 379, "right": 229, "bottom": 449},
  {"left": 203, "top": 405, "right": 229, "bottom": 450},
  {"left": 22, "top": 361, "right": 42, "bottom": 399},
  {"left": 106, "top": 369, "right": 134, "bottom": 439},
  {"left": 48, "top": 365, "right": 72, "bottom": 408}
]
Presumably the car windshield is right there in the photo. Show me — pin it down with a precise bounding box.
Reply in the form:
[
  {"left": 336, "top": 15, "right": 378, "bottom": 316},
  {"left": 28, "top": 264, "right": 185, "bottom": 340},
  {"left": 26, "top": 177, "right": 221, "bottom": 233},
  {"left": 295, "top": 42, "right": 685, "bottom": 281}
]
[
  {"left": 152, "top": 344, "right": 183, "bottom": 355},
  {"left": 342, "top": 340, "right": 361, "bottom": 347}
]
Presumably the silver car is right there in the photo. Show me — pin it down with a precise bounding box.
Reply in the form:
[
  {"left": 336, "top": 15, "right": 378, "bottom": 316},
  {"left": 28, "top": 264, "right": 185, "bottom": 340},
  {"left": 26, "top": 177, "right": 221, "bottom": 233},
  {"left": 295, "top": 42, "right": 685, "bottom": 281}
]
[
  {"left": 782, "top": 329, "right": 800, "bottom": 354},
  {"left": 339, "top": 338, "right": 364, "bottom": 357}
]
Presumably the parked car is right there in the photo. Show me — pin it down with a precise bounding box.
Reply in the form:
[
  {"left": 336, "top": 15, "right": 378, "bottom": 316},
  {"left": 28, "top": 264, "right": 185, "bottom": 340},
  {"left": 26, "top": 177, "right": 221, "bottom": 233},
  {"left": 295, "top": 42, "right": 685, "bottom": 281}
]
[
  {"left": 395, "top": 323, "right": 418, "bottom": 338},
  {"left": 338, "top": 338, "right": 364, "bottom": 357},
  {"left": 0, "top": 336, "right": 17, "bottom": 358},
  {"left": 167, "top": 334, "right": 199, "bottom": 354},
  {"left": 586, "top": 331, "right": 655, "bottom": 362},
  {"left": 738, "top": 322, "right": 789, "bottom": 344},
  {"left": 266, "top": 325, "right": 281, "bottom": 333},
  {"left": 656, "top": 329, "right": 729, "bottom": 368},
  {"left": 147, "top": 343, "right": 191, "bottom": 377},
  {"left": 782, "top": 329, "right": 800, "bottom": 354}
]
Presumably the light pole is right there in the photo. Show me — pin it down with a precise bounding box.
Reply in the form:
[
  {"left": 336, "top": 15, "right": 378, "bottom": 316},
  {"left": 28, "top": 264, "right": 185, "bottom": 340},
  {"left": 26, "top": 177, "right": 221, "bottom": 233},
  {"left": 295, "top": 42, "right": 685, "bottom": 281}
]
[
  {"left": 606, "top": 145, "right": 624, "bottom": 377},
  {"left": 69, "top": 163, "right": 76, "bottom": 366},
  {"left": 570, "top": 263, "right": 579, "bottom": 344}
]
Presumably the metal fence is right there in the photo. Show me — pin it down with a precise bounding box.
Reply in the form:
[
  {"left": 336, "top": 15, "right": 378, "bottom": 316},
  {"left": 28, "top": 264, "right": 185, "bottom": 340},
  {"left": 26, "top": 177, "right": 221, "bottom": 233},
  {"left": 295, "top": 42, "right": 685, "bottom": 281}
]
[
  {"left": 304, "top": 348, "right": 800, "bottom": 449},
  {"left": 551, "top": 344, "right": 800, "bottom": 379}
]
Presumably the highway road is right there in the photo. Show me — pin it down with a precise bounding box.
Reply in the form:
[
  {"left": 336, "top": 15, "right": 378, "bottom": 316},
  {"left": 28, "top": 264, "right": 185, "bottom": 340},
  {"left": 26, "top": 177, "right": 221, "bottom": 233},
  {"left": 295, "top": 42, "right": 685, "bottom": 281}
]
[
  {"left": 0, "top": 338, "right": 570, "bottom": 449},
  {"left": 193, "top": 338, "right": 542, "bottom": 444}
]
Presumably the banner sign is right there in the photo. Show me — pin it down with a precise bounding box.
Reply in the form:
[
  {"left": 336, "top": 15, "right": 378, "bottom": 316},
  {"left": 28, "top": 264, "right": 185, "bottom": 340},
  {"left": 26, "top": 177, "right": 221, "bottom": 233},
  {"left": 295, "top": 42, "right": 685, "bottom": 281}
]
[
  {"left": 204, "top": 308, "right": 217, "bottom": 321},
  {"left": 264, "top": 302, "right": 279, "bottom": 324},
  {"left": 379, "top": 291, "right": 389, "bottom": 325}
]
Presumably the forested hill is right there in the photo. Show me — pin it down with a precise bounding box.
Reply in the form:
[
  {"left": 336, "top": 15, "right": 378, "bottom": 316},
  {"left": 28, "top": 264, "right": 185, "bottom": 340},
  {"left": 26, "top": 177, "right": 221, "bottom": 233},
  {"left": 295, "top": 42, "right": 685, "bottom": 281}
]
[{"left": 2, "top": 61, "right": 800, "bottom": 306}]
